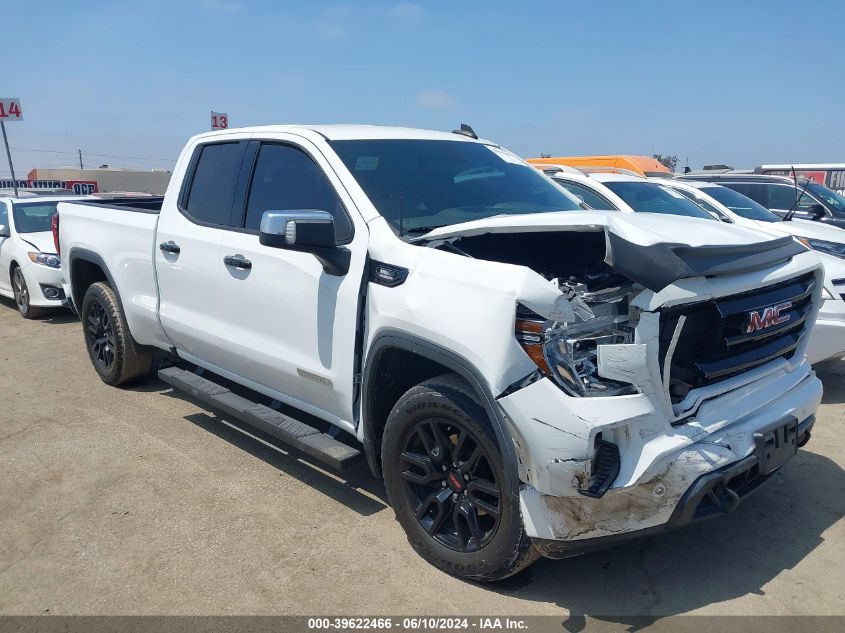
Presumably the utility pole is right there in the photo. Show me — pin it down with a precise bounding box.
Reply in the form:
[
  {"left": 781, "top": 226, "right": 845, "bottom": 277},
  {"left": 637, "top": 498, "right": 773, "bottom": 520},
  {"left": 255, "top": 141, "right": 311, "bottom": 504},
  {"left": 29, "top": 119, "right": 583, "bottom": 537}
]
[
  {"left": 78, "top": 149, "right": 83, "bottom": 170},
  {"left": 1, "top": 121, "right": 18, "bottom": 197}
]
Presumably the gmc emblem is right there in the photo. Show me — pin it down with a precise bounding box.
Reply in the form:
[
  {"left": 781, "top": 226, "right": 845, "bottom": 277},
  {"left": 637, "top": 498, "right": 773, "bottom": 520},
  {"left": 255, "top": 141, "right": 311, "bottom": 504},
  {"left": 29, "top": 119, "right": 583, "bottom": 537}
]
[{"left": 745, "top": 301, "right": 792, "bottom": 334}]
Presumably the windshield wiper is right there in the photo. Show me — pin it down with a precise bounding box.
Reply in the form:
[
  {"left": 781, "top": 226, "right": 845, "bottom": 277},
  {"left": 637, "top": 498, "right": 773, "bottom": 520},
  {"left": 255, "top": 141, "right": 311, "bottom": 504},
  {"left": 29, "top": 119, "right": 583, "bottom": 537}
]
[
  {"left": 784, "top": 166, "right": 811, "bottom": 222},
  {"left": 403, "top": 225, "right": 448, "bottom": 236}
]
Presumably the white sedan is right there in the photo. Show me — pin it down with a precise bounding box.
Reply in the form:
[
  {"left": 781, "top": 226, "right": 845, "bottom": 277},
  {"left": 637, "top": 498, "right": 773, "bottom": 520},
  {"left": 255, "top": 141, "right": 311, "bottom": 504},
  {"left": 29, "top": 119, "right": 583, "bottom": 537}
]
[{"left": 0, "top": 195, "right": 89, "bottom": 318}]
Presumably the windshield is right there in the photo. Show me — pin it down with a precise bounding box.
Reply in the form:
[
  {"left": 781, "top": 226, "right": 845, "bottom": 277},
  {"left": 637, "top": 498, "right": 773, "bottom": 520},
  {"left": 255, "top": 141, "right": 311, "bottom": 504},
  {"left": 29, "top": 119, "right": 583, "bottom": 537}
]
[
  {"left": 602, "top": 181, "right": 715, "bottom": 220},
  {"left": 669, "top": 187, "right": 730, "bottom": 221},
  {"left": 808, "top": 183, "right": 845, "bottom": 214},
  {"left": 12, "top": 202, "right": 59, "bottom": 234},
  {"left": 329, "top": 140, "right": 581, "bottom": 233},
  {"left": 702, "top": 185, "right": 780, "bottom": 222}
]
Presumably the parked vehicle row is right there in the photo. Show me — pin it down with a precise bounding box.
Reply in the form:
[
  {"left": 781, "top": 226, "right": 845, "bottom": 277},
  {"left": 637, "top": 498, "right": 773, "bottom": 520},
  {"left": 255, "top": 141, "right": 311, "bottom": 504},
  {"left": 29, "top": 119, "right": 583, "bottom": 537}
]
[
  {"left": 539, "top": 168, "right": 845, "bottom": 365},
  {"left": 46, "top": 125, "right": 826, "bottom": 581},
  {"left": 680, "top": 173, "right": 845, "bottom": 228}
]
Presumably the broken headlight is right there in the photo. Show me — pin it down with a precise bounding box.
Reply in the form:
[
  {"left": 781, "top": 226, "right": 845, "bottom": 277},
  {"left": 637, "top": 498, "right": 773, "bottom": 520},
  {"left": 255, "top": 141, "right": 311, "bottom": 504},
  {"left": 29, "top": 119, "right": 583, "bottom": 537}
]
[
  {"left": 515, "top": 284, "right": 638, "bottom": 397},
  {"left": 543, "top": 316, "right": 636, "bottom": 396}
]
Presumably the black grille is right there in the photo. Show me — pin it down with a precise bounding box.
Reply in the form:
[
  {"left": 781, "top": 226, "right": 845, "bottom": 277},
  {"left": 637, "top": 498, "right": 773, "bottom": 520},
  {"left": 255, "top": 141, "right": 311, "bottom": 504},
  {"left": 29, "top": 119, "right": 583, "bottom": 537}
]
[{"left": 659, "top": 272, "right": 815, "bottom": 400}]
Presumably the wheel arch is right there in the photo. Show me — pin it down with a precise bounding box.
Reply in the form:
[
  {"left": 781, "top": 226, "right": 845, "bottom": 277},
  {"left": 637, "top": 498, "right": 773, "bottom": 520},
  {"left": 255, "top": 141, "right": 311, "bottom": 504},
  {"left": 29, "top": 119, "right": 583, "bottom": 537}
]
[
  {"left": 361, "top": 329, "right": 519, "bottom": 500},
  {"left": 68, "top": 248, "right": 120, "bottom": 314}
]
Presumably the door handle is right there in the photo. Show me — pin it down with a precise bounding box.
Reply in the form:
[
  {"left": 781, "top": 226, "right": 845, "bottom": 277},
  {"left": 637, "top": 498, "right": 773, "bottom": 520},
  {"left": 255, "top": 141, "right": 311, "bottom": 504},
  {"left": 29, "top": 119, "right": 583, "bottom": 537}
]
[
  {"left": 159, "top": 241, "right": 180, "bottom": 254},
  {"left": 224, "top": 254, "right": 252, "bottom": 270}
]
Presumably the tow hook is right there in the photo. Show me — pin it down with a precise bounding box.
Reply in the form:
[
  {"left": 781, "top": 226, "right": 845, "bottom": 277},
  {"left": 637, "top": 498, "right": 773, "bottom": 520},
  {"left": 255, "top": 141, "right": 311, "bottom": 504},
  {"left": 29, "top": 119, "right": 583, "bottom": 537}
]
[{"left": 708, "top": 480, "right": 740, "bottom": 514}]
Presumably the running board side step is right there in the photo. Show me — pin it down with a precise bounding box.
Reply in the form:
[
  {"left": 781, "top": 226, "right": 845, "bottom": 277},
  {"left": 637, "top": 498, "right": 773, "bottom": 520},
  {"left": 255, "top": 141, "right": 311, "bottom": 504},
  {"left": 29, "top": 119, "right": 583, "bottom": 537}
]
[{"left": 158, "top": 367, "right": 362, "bottom": 471}]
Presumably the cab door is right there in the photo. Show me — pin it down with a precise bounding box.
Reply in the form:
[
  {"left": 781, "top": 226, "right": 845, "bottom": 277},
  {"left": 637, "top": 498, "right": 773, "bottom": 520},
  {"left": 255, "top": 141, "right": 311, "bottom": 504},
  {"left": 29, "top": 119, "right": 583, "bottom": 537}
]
[
  {"left": 212, "top": 136, "right": 368, "bottom": 427},
  {"left": 155, "top": 136, "right": 251, "bottom": 365}
]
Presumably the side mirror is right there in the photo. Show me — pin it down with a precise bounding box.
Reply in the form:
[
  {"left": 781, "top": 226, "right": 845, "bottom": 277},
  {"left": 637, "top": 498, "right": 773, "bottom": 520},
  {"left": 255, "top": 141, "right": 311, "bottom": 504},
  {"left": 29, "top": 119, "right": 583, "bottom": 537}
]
[
  {"left": 808, "top": 203, "right": 827, "bottom": 220},
  {"left": 259, "top": 210, "right": 350, "bottom": 276},
  {"left": 0, "top": 224, "right": 9, "bottom": 238}
]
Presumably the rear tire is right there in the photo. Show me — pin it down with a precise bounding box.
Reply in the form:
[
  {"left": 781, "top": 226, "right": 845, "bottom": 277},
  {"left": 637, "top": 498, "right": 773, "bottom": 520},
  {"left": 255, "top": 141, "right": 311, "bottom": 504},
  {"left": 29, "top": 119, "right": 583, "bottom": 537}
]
[
  {"left": 382, "top": 373, "right": 539, "bottom": 582},
  {"left": 81, "top": 282, "right": 153, "bottom": 386},
  {"left": 12, "top": 266, "right": 43, "bottom": 319}
]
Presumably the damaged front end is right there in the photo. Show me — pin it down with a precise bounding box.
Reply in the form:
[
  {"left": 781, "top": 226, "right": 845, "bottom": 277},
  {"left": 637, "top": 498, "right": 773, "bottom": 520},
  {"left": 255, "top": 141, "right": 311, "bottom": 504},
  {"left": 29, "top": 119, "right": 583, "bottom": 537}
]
[
  {"left": 417, "top": 213, "right": 823, "bottom": 550},
  {"left": 516, "top": 278, "right": 639, "bottom": 398}
]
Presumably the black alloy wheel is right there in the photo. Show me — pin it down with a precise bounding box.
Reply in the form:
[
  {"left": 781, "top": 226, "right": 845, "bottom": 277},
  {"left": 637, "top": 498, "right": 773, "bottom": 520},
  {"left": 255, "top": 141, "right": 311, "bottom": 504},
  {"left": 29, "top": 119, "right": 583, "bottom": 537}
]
[
  {"left": 400, "top": 418, "right": 502, "bottom": 552},
  {"left": 86, "top": 299, "right": 116, "bottom": 371}
]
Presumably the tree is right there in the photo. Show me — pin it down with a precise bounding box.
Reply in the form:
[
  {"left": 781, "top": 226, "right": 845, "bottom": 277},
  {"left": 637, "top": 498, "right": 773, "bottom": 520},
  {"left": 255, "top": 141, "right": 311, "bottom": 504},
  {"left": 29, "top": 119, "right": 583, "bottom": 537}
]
[{"left": 652, "top": 154, "right": 679, "bottom": 172}]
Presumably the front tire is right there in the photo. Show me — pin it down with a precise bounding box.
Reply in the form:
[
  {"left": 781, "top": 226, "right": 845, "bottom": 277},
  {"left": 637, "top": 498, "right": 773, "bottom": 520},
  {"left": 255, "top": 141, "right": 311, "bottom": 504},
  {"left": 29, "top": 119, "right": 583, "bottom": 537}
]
[
  {"left": 382, "top": 373, "right": 538, "bottom": 582},
  {"left": 81, "top": 282, "right": 153, "bottom": 386},
  {"left": 12, "top": 266, "right": 43, "bottom": 319}
]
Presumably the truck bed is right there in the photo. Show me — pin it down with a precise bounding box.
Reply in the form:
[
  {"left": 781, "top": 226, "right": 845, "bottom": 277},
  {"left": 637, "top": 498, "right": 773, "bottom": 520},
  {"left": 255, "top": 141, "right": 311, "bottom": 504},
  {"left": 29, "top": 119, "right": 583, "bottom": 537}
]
[
  {"left": 72, "top": 196, "right": 164, "bottom": 213},
  {"left": 58, "top": 198, "right": 170, "bottom": 349}
]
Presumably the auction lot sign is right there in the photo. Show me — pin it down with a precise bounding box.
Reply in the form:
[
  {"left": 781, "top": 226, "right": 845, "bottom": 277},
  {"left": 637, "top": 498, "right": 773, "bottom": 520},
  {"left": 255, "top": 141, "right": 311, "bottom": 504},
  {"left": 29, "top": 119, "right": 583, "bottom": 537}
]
[
  {"left": 0, "top": 179, "right": 98, "bottom": 194},
  {"left": 0, "top": 98, "right": 23, "bottom": 121},
  {"left": 211, "top": 111, "right": 229, "bottom": 130}
]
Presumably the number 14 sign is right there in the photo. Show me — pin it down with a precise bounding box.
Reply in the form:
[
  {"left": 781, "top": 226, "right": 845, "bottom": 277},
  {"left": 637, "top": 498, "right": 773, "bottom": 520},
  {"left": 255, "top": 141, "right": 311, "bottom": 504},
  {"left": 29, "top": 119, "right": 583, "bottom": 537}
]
[
  {"left": 0, "top": 98, "right": 23, "bottom": 121},
  {"left": 211, "top": 111, "right": 228, "bottom": 130}
]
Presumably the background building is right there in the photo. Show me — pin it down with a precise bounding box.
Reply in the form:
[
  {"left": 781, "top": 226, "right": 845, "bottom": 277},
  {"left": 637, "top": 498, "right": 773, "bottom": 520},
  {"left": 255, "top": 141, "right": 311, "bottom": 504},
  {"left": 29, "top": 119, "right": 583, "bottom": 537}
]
[{"left": 24, "top": 166, "right": 171, "bottom": 195}]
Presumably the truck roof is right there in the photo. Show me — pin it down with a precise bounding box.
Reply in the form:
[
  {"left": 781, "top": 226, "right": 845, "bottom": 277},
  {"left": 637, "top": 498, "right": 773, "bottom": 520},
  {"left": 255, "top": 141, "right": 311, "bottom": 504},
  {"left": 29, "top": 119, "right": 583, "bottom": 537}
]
[{"left": 192, "top": 124, "right": 486, "bottom": 143}]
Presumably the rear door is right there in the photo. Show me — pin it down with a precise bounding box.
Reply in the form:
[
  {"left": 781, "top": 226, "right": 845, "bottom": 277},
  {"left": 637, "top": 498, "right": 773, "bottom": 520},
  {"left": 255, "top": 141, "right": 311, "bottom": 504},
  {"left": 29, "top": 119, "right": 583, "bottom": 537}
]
[
  {"left": 212, "top": 136, "right": 368, "bottom": 426},
  {"left": 155, "top": 136, "right": 251, "bottom": 363}
]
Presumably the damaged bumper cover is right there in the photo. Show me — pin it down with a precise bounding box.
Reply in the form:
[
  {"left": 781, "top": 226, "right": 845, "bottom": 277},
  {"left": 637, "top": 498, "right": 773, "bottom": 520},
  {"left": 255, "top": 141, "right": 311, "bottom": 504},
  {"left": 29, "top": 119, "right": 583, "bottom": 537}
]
[
  {"left": 497, "top": 357, "right": 821, "bottom": 550},
  {"left": 532, "top": 414, "right": 815, "bottom": 558}
]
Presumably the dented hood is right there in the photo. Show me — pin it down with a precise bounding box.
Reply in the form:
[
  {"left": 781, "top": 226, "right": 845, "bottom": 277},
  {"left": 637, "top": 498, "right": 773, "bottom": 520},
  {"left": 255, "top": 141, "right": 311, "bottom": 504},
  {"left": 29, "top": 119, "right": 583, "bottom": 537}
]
[{"left": 418, "top": 211, "right": 808, "bottom": 291}]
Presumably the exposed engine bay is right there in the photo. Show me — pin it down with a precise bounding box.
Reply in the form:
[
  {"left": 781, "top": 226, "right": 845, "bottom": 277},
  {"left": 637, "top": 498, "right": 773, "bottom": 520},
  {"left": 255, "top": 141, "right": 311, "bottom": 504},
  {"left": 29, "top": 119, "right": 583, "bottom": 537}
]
[{"left": 428, "top": 231, "right": 644, "bottom": 397}]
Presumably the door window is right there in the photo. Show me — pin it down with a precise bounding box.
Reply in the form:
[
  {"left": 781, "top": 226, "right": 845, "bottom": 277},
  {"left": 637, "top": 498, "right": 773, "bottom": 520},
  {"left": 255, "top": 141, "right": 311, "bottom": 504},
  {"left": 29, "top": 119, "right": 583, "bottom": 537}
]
[
  {"left": 766, "top": 184, "right": 799, "bottom": 210},
  {"left": 183, "top": 142, "right": 246, "bottom": 226},
  {"left": 243, "top": 143, "right": 352, "bottom": 242},
  {"left": 765, "top": 184, "right": 820, "bottom": 213},
  {"left": 722, "top": 183, "right": 767, "bottom": 207},
  {"left": 556, "top": 180, "right": 618, "bottom": 210}
]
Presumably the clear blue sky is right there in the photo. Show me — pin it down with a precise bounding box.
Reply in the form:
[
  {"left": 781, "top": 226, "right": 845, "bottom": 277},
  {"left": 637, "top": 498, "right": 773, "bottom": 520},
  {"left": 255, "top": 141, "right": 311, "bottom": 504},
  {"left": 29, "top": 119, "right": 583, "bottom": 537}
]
[{"left": 3, "top": 0, "right": 844, "bottom": 176}]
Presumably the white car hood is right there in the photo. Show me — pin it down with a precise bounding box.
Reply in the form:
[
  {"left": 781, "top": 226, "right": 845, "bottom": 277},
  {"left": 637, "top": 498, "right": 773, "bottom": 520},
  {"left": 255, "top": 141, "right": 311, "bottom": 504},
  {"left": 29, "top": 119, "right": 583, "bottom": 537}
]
[
  {"left": 419, "top": 210, "right": 782, "bottom": 247},
  {"left": 17, "top": 231, "right": 56, "bottom": 254},
  {"left": 754, "top": 218, "right": 845, "bottom": 243},
  {"left": 417, "top": 211, "right": 808, "bottom": 292}
]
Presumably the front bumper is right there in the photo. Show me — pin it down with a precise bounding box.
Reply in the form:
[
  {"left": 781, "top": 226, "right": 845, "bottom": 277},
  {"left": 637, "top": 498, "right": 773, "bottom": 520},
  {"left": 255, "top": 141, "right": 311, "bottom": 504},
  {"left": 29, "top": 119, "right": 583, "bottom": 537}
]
[
  {"left": 532, "top": 414, "right": 814, "bottom": 558},
  {"left": 805, "top": 295, "right": 845, "bottom": 364},
  {"left": 20, "top": 260, "right": 65, "bottom": 307},
  {"left": 498, "top": 357, "right": 822, "bottom": 546}
]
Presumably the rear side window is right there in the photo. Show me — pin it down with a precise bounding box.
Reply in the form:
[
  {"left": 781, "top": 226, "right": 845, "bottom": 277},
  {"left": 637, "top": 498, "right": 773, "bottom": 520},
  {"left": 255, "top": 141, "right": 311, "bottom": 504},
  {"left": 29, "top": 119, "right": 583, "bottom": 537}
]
[
  {"left": 766, "top": 184, "right": 798, "bottom": 210},
  {"left": 244, "top": 143, "right": 352, "bottom": 242},
  {"left": 556, "top": 180, "right": 618, "bottom": 210},
  {"left": 721, "top": 183, "right": 767, "bottom": 206},
  {"left": 184, "top": 142, "right": 246, "bottom": 226}
]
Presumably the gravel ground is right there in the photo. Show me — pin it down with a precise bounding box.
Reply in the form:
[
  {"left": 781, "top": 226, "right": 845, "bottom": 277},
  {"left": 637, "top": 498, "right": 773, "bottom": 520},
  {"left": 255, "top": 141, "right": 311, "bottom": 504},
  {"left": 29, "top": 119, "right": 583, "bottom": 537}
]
[{"left": 1, "top": 297, "right": 843, "bottom": 618}]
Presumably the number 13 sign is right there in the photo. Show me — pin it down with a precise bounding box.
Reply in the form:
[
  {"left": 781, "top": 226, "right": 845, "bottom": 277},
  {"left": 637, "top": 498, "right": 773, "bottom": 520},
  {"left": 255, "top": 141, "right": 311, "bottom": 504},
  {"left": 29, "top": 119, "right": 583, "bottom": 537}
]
[
  {"left": 0, "top": 98, "right": 23, "bottom": 121},
  {"left": 211, "top": 111, "right": 228, "bottom": 130}
]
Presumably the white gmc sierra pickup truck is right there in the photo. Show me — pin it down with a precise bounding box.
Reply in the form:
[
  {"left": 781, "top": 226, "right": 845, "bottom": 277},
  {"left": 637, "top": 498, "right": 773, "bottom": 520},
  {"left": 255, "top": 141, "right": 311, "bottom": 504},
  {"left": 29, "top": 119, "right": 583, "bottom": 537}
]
[{"left": 57, "top": 125, "right": 824, "bottom": 581}]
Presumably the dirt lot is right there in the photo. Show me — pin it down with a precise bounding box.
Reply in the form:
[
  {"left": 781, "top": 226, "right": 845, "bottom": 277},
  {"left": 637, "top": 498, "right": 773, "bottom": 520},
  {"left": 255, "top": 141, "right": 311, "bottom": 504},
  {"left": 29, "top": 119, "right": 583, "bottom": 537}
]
[{"left": 1, "top": 297, "right": 843, "bottom": 618}]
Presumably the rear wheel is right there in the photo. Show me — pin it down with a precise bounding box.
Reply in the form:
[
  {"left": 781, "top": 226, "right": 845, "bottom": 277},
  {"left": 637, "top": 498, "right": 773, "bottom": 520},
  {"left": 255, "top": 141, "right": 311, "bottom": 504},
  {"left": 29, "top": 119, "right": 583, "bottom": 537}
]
[
  {"left": 81, "top": 282, "right": 153, "bottom": 386},
  {"left": 12, "top": 266, "right": 43, "bottom": 319},
  {"left": 382, "top": 373, "right": 538, "bottom": 582}
]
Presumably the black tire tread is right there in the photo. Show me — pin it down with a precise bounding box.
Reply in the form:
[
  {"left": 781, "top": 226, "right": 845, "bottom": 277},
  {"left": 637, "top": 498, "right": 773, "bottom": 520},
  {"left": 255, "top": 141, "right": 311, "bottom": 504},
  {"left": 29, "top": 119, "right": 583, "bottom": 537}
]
[
  {"left": 82, "top": 282, "right": 153, "bottom": 386},
  {"left": 383, "top": 372, "right": 539, "bottom": 582}
]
